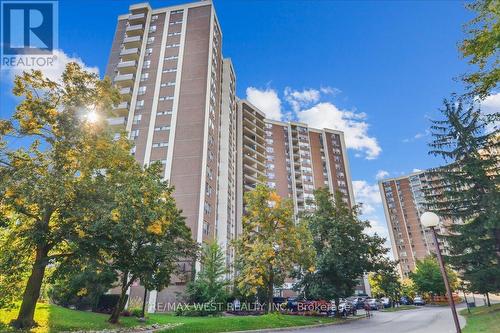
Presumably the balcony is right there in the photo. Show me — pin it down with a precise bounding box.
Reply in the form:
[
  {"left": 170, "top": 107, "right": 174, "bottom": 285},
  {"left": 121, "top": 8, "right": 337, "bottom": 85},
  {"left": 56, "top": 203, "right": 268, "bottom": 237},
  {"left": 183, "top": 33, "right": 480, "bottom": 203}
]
[
  {"left": 120, "top": 47, "right": 139, "bottom": 61},
  {"left": 117, "top": 60, "right": 137, "bottom": 74},
  {"left": 123, "top": 35, "right": 142, "bottom": 48},
  {"left": 119, "top": 87, "right": 132, "bottom": 100},
  {"left": 107, "top": 117, "right": 127, "bottom": 127},
  {"left": 114, "top": 73, "right": 134, "bottom": 87},
  {"left": 126, "top": 24, "right": 144, "bottom": 37},
  {"left": 112, "top": 102, "right": 129, "bottom": 116},
  {"left": 128, "top": 12, "right": 146, "bottom": 25}
]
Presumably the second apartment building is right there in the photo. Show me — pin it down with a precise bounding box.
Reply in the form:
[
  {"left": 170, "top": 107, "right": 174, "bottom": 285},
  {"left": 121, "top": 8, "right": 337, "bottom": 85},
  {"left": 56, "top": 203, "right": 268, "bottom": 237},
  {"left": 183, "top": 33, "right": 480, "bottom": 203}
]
[{"left": 379, "top": 170, "right": 460, "bottom": 277}]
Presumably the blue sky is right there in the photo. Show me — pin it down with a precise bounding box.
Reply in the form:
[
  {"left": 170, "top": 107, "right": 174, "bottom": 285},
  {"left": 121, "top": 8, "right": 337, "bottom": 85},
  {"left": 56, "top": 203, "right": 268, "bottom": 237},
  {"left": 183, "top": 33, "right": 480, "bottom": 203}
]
[{"left": 2, "top": 0, "right": 496, "bottom": 252}]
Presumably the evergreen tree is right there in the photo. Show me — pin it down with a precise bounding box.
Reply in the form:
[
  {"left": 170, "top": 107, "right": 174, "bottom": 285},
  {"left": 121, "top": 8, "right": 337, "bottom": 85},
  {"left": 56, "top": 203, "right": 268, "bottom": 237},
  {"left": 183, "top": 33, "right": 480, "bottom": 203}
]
[
  {"left": 185, "top": 242, "right": 229, "bottom": 313},
  {"left": 427, "top": 96, "right": 500, "bottom": 296}
]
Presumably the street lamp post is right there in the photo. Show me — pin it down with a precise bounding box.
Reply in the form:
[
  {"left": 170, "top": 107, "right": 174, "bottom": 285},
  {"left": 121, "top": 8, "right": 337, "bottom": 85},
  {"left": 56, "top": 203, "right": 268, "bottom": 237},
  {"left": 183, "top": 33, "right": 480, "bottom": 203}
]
[{"left": 421, "top": 212, "right": 462, "bottom": 333}]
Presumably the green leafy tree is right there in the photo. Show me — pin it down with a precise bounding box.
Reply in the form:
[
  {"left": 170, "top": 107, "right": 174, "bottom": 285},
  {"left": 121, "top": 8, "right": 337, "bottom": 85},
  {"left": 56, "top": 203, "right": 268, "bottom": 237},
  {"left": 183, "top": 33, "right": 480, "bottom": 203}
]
[
  {"left": 0, "top": 64, "right": 126, "bottom": 329},
  {"left": 234, "top": 183, "right": 315, "bottom": 313},
  {"left": 368, "top": 260, "right": 401, "bottom": 304},
  {"left": 185, "top": 242, "right": 229, "bottom": 313},
  {"left": 427, "top": 97, "right": 500, "bottom": 296},
  {"left": 297, "top": 188, "right": 389, "bottom": 317},
  {"left": 105, "top": 163, "right": 196, "bottom": 323},
  {"left": 410, "top": 256, "right": 458, "bottom": 298},
  {"left": 460, "top": 0, "right": 499, "bottom": 98},
  {"left": 401, "top": 278, "right": 417, "bottom": 299}
]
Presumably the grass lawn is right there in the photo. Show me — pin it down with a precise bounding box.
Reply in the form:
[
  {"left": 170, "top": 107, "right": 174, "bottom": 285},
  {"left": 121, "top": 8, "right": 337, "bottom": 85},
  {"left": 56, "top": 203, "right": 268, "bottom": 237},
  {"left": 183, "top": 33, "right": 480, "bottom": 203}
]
[
  {"left": 460, "top": 303, "right": 500, "bottom": 333},
  {"left": 0, "top": 303, "right": 339, "bottom": 333},
  {"left": 381, "top": 305, "right": 419, "bottom": 312}
]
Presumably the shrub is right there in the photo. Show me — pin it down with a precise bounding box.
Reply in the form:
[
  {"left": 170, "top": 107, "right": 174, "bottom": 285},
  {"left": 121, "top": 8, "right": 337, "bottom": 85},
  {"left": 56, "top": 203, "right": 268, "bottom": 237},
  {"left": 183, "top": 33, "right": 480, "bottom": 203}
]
[{"left": 95, "top": 294, "right": 127, "bottom": 314}]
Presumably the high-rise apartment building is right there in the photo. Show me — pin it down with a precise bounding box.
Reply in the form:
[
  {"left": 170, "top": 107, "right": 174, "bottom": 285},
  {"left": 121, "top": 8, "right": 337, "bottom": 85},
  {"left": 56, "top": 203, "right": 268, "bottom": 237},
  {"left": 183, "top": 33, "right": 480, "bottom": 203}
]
[
  {"left": 264, "top": 120, "right": 355, "bottom": 213},
  {"left": 106, "top": 0, "right": 364, "bottom": 309},
  {"left": 379, "top": 171, "right": 458, "bottom": 277},
  {"left": 106, "top": 1, "right": 233, "bottom": 308}
]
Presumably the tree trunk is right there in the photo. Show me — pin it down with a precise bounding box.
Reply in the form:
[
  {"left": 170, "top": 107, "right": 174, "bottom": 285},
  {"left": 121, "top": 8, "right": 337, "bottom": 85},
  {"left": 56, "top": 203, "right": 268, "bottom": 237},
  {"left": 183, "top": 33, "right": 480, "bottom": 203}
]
[
  {"left": 108, "top": 273, "right": 130, "bottom": 324},
  {"left": 266, "top": 266, "right": 274, "bottom": 314},
  {"left": 486, "top": 293, "right": 491, "bottom": 307},
  {"left": 11, "top": 245, "right": 49, "bottom": 329},
  {"left": 141, "top": 287, "right": 148, "bottom": 318},
  {"left": 335, "top": 298, "right": 341, "bottom": 318}
]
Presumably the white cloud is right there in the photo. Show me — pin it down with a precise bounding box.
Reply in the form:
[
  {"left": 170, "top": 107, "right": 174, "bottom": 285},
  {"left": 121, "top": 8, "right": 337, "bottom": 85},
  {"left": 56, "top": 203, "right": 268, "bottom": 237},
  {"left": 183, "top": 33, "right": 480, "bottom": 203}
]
[
  {"left": 320, "top": 86, "right": 341, "bottom": 96},
  {"left": 7, "top": 49, "right": 99, "bottom": 82},
  {"left": 246, "top": 87, "right": 282, "bottom": 121},
  {"left": 375, "top": 170, "right": 389, "bottom": 180},
  {"left": 480, "top": 92, "right": 500, "bottom": 133},
  {"left": 284, "top": 87, "right": 321, "bottom": 112},
  {"left": 412, "top": 168, "right": 422, "bottom": 173},
  {"left": 297, "top": 102, "right": 381, "bottom": 159},
  {"left": 352, "top": 180, "right": 382, "bottom": 216}
]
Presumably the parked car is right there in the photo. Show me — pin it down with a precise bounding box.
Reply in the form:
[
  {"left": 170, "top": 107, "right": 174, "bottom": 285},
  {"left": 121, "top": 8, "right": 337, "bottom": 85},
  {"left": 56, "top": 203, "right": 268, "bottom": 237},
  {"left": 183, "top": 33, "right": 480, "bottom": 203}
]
[
  {"left": 364, "top": 298, "right": 384, "bottom": 310},
  {"left": 338, "top": 301, "right": 356, "bottom": 316},
  {"left": 400, "top": 296, "right": 413, "bottom": 305},
  {"left": 349, "top": 297, "right": 367, "bottom": 309},
  {"left": 287, "top": 297, "right": 299, "bottom": 312},
  {"left": 413, "top": 296, "right": 426, "bottom": 306},
  {"left": 381, "top": 297, "right": 391, "bottom": 308}
]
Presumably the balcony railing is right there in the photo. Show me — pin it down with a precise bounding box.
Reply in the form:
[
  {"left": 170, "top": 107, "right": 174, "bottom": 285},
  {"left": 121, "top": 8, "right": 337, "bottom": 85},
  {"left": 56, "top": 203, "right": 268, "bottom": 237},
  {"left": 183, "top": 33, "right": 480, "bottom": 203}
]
[
  {"left": 126, "top": 24, "right": 144, "bottom": 36},
  {"left": 119, "top": 47, "right": 139, "bottom": 61},
  {"left": 114, "top": 73, "right": 134, "bottom": 87},
  {"left": 128, "top": 12, "right": 146, "bottom": 25},
  {"left": 117, "top": 60, "right": 137, "bottom": 74},
  {"left": 123, "top": 35, "right": 142, "bottom": 48},
  {"left": 107, "top": 117, "right": 127, "bottom": 126}
]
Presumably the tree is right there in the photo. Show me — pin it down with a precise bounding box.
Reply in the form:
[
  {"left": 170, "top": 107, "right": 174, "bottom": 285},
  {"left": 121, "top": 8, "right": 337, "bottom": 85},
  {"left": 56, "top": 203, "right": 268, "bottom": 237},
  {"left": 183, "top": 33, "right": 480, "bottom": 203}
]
[
  {"left": 368, "top": 260, "right": 401, "bottom": 304},
  {"left": 297, "top": 188, "right": 388, "bottom": 317},
  {"left": 185, "top": 242, "right": 229, "bottom": 313},
  {"left": 427, "top": 97, "right": 500, "bottom": 296},
  {"left": 234, "top": 183, "right": 315, "bottom": 313},
  {"left": 409, "top": 256, "right": 458, "bottom": 298},
  {"left": 460, "top": 0, "right": 499, "bottom": 98},
  {"left": 401, "top": 278, "right": 417, "bottom": 299},
  {"left": 104, "top": 162, "right": 196, "bottom": 324},
  {"left": 0, "top": 64, "right": 127, "bottom": 329}
]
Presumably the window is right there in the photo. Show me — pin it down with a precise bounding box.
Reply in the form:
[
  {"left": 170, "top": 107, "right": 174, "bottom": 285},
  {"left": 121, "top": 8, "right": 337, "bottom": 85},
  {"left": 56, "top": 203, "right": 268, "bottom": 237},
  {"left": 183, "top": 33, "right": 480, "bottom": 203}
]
[
  {"left": 167, "top": 32, "right": 181, "bottom": 37},
  {"left": 160, "top": 81, "right": 175, "bottom": 87},
  {"left": 207, "top": 167, "right": 213, "bottom": 180},
  {"left": 132, "top": 114, "right": 142, "bottom": 125},
  {"left": 164, "top": 56, "right": 178, "bottom": 61},
  {"left": 206, "top": 184, "right": 212, "bottom": 197},
  {"left": 159, "top": 96, "right": 174, "bottom": 101},
  {"left": 145, "top": 48, "right": 153, "bottom": 56},
  {"left": 147, "top": 37, "right": 155, "bottom": 44},
  {"left": 157, "top": 110, "right": 172, "bottom": 116},
  {"left": 169, "top": 20, "right": 182, "bottom": 25},
  {"left": 154, "top": 126, "right": 170, "bottom": 131},
  {"left": 149, "top": 26, "right": 157, "bottom": 33},
  {"left": 136, "top": 100, "right": 144, "bottom": 109},
  {"left": 143, "top": 60, "right": 151, "bottom": 69},
  {"left": 130, "top": 146, "right": 136, "bottom": 155},
  {"left": 152, "top": 142, "right": 168, "bottom": 148},
  {"left": 203, "top": 221, "right": 210, "bottom": 235},
  {"left": 130, "top": 130, "right": 139, "bottom": 139},
  {"left": 138, "top": 86, "right": 147, "bottom": 95},
  {"left": 166, "top": 43, "right": 180, "bottom": 48},
  {"left": 140, "top": 73, "right": 149, "bottom": 81},
  {"left": 204, "top": 202, "right": 211, "bottom": 215},
  {"left": 171, "top": 9, "right": 183, "bottom": 14},
  {"left": 162, "top": 68, "right": 177, "bottom": 73},
  {"left": 151, "top": 15, "right": 158, "bottom": 21}
]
